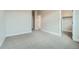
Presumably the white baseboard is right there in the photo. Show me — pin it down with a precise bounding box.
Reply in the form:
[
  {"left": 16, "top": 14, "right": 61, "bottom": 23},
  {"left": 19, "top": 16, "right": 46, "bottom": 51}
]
[
  {"left": 73, "top": 39, "right": 79, "bottom": 42},
  {"left": 6, "top": 31, "right": 32, "bottom": 37},
  {"left": 0, "top": 37, "right": 5, "bottom": 47},
  {"left": 41, "top": 29, "right": 61, "bottom": 37},
  {"left": 0, "top": 31, "right": 32, "bottom": 47},
  {"left": 73, "top": 37, "right": 79, "bottom": 42}
]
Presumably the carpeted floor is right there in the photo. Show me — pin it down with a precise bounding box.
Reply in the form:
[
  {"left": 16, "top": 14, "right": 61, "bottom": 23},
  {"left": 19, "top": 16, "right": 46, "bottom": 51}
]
[{"left": 0, "top": 31, "right": 79, "bottom": 49}]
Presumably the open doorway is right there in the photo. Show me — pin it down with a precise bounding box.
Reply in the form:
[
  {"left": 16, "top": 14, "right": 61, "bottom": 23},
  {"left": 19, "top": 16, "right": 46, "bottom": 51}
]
[
  {"left": 32, "top": 10, "right": 42, "bottom": 31},
  {"left": 61, "top": 10, "right": 73, "bottom": 39}
]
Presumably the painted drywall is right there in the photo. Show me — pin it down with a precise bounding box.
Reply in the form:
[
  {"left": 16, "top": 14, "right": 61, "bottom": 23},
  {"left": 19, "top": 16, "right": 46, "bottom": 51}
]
[
  {"left": 0, "top": 11, "right": 6, "bottom": 46},
  {"left": 5, "top": 10, "right": 32, "bottom": 36},
  {"left": 61, "top": 10, "right": 72, "bottom": 17},
  {"left": 39, "top": 10, "right": 61, "bottom": 36},
  {"left": 62, "top": 18, "right": 72, "bottom": 32},
  {"left": 73, "top": 10, "right": 79, "bottom": 41}
]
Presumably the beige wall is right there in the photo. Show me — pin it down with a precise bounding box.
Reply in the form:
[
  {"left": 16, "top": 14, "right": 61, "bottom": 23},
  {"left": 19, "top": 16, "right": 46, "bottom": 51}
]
[
  {"left": 39, "top": 10, "right": 61, "bottom": 36},
  {"left": 62, "top": 18, "right": 72, "bottom": 32},
  {"left": 61, "top": 10, "right": 72, "bottom": 17}
]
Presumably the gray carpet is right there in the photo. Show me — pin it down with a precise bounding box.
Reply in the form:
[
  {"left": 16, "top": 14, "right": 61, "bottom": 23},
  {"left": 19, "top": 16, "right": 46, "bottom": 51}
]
[{"left": 0, "top": 31, "right": 79, "bottom": 49}]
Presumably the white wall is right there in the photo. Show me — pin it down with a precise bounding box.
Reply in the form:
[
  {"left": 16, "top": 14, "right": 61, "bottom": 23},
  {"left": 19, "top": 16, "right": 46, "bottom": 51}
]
[
  {"left": 40, "top": 10, "right": 61, "bottom": 36},
  {"left": 5, "top": 10, "right": 32, "bottom": 36},
  {"left": 73, "top": 10, "right": 79, "bottom": 41},
  {"left": 0, "top": 11, "right": 6, "bottom": 46}
]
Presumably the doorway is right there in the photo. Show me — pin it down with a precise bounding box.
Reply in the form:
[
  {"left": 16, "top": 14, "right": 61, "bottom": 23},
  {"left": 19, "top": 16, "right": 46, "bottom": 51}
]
[
  {"left": 61, "top": 10, "right": 73, "bottom": 39},
  {"left": 32, "top": 10, "right": 42, "bottom": 31}
]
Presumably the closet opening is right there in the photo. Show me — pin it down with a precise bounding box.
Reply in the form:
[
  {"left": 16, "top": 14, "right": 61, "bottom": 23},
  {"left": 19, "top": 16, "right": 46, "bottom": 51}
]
[{"left": 61, "top": 10, "right": 73, "bottom": 39}]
